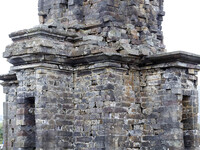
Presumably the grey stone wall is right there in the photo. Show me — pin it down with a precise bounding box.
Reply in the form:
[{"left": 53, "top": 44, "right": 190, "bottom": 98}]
[
  {"left": 38, "top": 0, "right": 165, "bottom": 55},
  {"left": 2, "top": 81, "right": 17, "bottom": 149},
  {"left": 72, "top": 66, "right": 140, "bottom": 149},
  {"left": 1, "top": 0, "right": 200, "bottom": 150},
  {"left": 35, "top": 68, "right": 74, "bottom": 149},
  {"left": 139, "top": 67, "right": 200, "bottom": 149},
  {"left": 1, "top": 57, "right": 200, "bottom": 149},
  {"left": 15, "top": 69, "right": 36, "bottom": 148}
]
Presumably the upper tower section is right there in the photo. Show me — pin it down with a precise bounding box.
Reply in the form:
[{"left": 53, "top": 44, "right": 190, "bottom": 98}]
[
  {"left": 38, "top": 1, "right": 164, "bottom": 55},
  {"left": 38, "top": 0, "right": 165, "bottom": 55}
]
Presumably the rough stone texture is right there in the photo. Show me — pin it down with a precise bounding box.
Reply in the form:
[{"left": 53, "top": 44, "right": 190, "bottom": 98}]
[
  {"left": 1, "top": 0, "right": 200, "bottom": 150},
  {"left": 38, "top": 0, "right": 165, "bottom": 55}
]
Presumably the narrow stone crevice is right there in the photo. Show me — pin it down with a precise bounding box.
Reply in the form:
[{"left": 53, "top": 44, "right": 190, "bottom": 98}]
[{"left": 182, "top": 95, "right": 193, "bottom": 149}]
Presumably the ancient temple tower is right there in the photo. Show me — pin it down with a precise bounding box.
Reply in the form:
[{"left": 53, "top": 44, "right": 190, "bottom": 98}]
[{"left": 1, "top": 0, "right": 200, "bottom": 149}]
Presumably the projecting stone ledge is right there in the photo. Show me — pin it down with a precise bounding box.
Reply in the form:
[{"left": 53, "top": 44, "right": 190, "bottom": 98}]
[
  {"left": 0, "top": 73, "right": 17, "bottom": 81},
  {"left": 4, "top": 25, "right": 142, "bottom": 62},
  {"left": 140, "top": 51, "right": 200, "bottom": 69},
  {"left": 3, "top": 26, "right": 200, "bottom": 69},
  {"left": 9, "top": 25, "right": 81, "bottom": 42}
]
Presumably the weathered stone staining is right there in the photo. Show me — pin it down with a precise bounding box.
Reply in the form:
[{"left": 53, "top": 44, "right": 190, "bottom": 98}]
[
  {"left": 0, "top": 0, "right": 200, "bottom": 150},
  {"left": 38, "top": 0, "right": 165, "bottom": 55}
]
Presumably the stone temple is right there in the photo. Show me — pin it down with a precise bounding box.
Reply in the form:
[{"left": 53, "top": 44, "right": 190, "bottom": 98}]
[{"left": 1, "top": 0, "right": 200, "bottom": 149}]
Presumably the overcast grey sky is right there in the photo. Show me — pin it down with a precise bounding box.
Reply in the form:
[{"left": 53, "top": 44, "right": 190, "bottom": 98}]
[
  {"left": 0, "top": 0, "right": 200, "bottom": 115},
  {"left": 163, "top": 1, "right": 200, "bottom": 52},
  {"left": 0, "top": 0, "right": 38, "bottom": 115}
]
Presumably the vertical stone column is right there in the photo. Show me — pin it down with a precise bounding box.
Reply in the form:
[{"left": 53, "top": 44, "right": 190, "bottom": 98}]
[
  {"left": 140, "top": 53, "right": 200, "bottom": 149},
  {"left": 15, "top": 70, "right": 36, "bottom": 149},
  {"left": 0, "top": 74, "right": 18, "bottom": 150},
  {"left": 140, "top": 68, "right": 185, "bottom": 149},
  {"left": 34, "top": 69, "right": 57, "bottom": 149},
  {"left": 72, "top": 64, "right": 142, "bottom": 149},
  {"left": 35, "top": 68, "right": 74, "bottom": 149},
  {"left": 182, "top": 68, "right": 200, "bottom": 149}
]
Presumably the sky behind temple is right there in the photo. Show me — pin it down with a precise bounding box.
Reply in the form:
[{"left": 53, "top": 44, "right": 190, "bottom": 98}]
[{"left": 0, "top": 0, "right": 200, "bottom": 115}]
